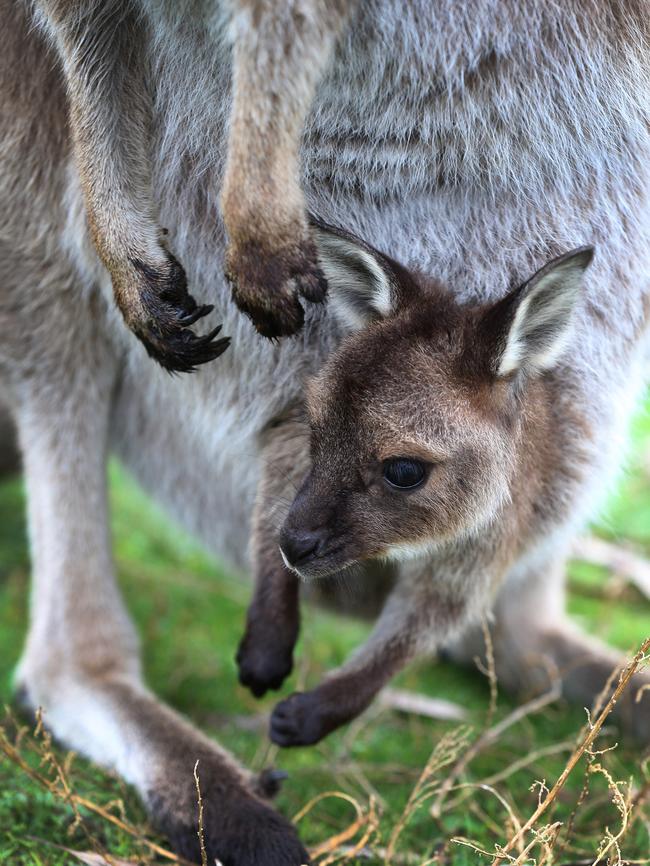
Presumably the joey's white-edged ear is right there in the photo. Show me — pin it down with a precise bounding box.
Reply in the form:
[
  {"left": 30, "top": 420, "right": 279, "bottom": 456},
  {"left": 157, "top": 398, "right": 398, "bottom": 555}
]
[
  {"left": 494, "top": 246, "right": 594, "bottom": 377},
  {"left": 312, "top": 220, "right": 398, "bottom": 331}
]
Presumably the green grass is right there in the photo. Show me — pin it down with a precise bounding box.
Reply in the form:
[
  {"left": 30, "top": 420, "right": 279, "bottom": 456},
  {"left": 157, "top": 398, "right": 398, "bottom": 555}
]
[{"left": 1, "top": 395, "right": 649, "bottom": 864}]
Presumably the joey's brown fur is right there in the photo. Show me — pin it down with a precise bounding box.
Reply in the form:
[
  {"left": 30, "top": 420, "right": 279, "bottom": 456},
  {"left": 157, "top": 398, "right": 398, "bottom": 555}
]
[{"left": 2, "top": 0, "right": 650, "bottom": 863}]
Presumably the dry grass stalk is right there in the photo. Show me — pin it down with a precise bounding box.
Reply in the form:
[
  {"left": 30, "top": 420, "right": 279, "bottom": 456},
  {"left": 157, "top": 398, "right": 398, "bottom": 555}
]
[
  {"left": 528, "top": 821, "right": 562, "bottom": 865},
  {"left": 318, "top": 798, "right": 379, "bottom": 865},
  {"left": 0, "top": 713, "right": 193, "bottom": 866},
  {"left": 385, "top": 725, "right": 473, "bottom": 863},
  {"left": 588, "top": 761, "right": 632, "bottom": 866},
  {"left": 193, "top": 761, "right": 208, "bottom": 866},
  {"left": 431, "top": 682, "right": 562, "bottom": 819},
  {"left": 550, "top": 658, "right": 627, "bottom": 862},
  {"left": 452, "top": 836, "right": 506, "bottom": 859},
  {"left": 66, "top": 850, "right": 135, "bottom": 866},
  {"left": 293, "top": 789, "right": 379, "bottom": 863},
  {"left": 336, "top": 845, "right": 434, "bottom": 865},
  {"left": 492, "top": 635, "right": 650, "bottom": 866},
  {"left": 552, "top": 752, "right": 596, "bottom": 863},
  {"left": 443, "top": 740, "right": 576, "bottom": 815},
  {"left": 479, "top": 617, "right": 498, "bottom": 727},
  {"left": 636, "top": 682, "right": 650, "bottom": 702}
]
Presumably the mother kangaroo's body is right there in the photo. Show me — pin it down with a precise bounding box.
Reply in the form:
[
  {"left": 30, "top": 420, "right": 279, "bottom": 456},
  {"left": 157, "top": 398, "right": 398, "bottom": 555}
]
[{"left": 1, "top": 1, "right": 650, "bottom": 863}]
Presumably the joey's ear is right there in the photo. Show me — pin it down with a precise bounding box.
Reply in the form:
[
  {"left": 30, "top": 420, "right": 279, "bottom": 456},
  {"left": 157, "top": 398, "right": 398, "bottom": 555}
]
[
  {"left": 485, "top": 247, "right": 594, "bottom": 378},
  {"left": 311, "top": 217, "right": 412, "bottom": 331}
]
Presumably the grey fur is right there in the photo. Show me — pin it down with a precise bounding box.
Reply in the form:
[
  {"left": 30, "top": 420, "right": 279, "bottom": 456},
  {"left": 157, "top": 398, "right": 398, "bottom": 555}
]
[{"left": 1, "top": 0, "right": 650, "bottom": 858}]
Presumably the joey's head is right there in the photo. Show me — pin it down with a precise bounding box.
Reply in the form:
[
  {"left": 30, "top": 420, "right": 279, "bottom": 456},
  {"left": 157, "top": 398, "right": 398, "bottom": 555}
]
[{"left": 279, "top": 221, "right": 594, "bottom": 578}]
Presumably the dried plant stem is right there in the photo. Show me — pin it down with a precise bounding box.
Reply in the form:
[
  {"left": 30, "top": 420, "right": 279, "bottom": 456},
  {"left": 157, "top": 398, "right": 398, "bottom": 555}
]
[
  {"left": 293, "top": 789, "right": 379, "bottom": 862},
  {"left": 193, "top": 761, "right": 208, "bottom": 866},
  {"left": 431, "top": 683, "right": 561, "bottom": 819},
  {"left": 492, "top": 636, "right": 650, "bottom": 866},
  {"left": 0, "top": 725, "right": 193, "bottom": 866},
  {"left": 479, "top": 617, "right": 498, "bottom": 727},
  {"left": 444, "top": 740, "right": 575, "bottom": 814},
  {"left": 317, "top": 798, "right": 379, "bottom": 865},
  {"left": 387, "top": 727, "right": 473, "bottom": 863}
]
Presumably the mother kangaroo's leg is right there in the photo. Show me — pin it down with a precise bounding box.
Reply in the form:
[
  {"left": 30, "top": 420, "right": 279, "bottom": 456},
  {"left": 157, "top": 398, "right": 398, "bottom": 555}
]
[
  {"left": 447, "top": 554, "right": 650, "bottom": 740},
  {"left": 9, "top": 267, "right": 308, "bottom": 865}
]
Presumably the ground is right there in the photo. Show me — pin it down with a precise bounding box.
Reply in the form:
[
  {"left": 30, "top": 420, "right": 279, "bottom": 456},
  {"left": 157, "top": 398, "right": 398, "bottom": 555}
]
[{"left": 1, "top": 395, "right": 649, "bottom": 865}]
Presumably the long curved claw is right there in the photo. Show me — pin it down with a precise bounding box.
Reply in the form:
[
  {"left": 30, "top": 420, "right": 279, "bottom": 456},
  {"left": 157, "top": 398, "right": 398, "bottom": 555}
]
[{"left": 127, "top": 254, "right": 231, "bottom": 373}]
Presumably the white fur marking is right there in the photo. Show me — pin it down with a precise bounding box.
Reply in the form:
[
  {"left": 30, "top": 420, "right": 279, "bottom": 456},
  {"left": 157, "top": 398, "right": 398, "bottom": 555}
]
[
  {"left": 315, "top": 230, "right": 393, "bottom": 331},
  {"left": 498, "top": 258, "right": 588, "bottom": 376}
]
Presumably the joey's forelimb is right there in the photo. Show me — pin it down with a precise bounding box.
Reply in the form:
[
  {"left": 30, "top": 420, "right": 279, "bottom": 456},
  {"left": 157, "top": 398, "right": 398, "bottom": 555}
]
[
  {"left": 269, "top": 559, "right": 485, "bottom": 747},
  {"left": 34, "top": 0, "right": 229, "bottom": 372},
  {"left": 241, "top": 491, "right": 497, "bottom": 748},
  {"left": 222, "top": 0, "right": 357, "bottom": 337},
  {"left": 237, "top": 565, "right": 300, "bottom": 697},
  {"left": 236, "top": 412, "right": 309, "bottom": 696}
]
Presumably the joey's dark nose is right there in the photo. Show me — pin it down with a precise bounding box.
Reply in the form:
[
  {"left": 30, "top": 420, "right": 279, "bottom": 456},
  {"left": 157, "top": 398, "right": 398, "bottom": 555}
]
[{"left": 280, "top": 529, "right": 324, "bottom": 568}]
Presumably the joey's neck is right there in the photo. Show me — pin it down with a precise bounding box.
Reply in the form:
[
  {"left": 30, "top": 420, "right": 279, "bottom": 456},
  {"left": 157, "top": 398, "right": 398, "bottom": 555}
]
[{"left": 510, "top": 372, "right": 593, "bottom": 543}]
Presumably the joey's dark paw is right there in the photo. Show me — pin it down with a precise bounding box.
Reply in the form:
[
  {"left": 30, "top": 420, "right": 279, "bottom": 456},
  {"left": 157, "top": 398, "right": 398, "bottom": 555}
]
[
  {"left": 155, "top": 789, "right": 309, "bottom": 866},
  {"left": 225, "top": 236, "right": 327, "bottom": 339},
  {"left": 128, "top": 253, "right": 230, "bottom": 373},
  {"left": 236, "top": 630, "right": 295, "bottom": 698},
  {"left": 270, "top": 691, "right": 333, "bottom": 748}
]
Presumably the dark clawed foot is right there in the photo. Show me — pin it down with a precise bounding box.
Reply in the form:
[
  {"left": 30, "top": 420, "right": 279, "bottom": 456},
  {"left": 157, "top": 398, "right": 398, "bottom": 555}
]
[
  {"left": 270, "top": 691, "right": 332, "bottom": 748},
  {"left": 129, "top": 253, "right": 230, "bottom": 373},
  {"left": 255, "top": 767, "right": 289, "bottom": 800},
  {"left": 236, "top": 632, "right": 295, "bottom": 698},
  {"left": 155, "top": 788, "right": 310, "bottom": 866},
  {"left": 225, "top": 237, "right": 327, "bottom": 340}
]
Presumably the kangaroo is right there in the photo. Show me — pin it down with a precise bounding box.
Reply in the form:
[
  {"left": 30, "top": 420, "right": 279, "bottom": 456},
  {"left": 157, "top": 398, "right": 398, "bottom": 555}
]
[{"left": 2, "top": 0, "right": 650, "bottom": 864}]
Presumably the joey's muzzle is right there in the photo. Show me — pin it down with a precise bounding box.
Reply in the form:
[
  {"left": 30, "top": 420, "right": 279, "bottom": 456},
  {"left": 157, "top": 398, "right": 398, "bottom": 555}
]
[
  {"left": 279, "top": 527, "right": 328, "bottom": 569},
  {"left": 279, "top": 471, "right": 350, "bottom": 577}
]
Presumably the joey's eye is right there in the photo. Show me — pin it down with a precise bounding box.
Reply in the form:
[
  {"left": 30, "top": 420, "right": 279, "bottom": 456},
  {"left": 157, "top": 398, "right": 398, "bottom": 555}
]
[{"left": 383, "top": 458, "right": 426, "bottom": 490}]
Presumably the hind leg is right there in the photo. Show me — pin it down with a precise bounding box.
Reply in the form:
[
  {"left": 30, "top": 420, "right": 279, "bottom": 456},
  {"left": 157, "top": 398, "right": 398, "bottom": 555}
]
[
  {"left": 6, "top": 265, "right": 307, "bottom": 865},
  {"left": 446, "top": 553, "right": 650, "bottom": 740}
]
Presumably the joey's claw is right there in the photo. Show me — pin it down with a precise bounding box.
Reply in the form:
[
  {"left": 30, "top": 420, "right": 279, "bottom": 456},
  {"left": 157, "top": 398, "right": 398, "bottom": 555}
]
[
  {"left": 225, "top": 236, "right": 328, "bottom": 339},
  {"left": 270, "top": 691, "right": 329, "bottom": 748},
  {"left": 236, "top": 633, "right": 294, "bottom": 698},
  {"left": 128, "top": 254, "right": 230, "bottom": 373}
]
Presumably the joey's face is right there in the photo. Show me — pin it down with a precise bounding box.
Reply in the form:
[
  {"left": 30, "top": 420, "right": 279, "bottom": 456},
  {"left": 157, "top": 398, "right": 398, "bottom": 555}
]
[
  {"left": 278, "top": 219, "right": 594, "bottom": 580},
  {"left": 280, "top": 305, "right": 514, "bottom": 578}
]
